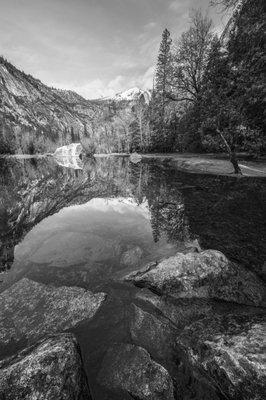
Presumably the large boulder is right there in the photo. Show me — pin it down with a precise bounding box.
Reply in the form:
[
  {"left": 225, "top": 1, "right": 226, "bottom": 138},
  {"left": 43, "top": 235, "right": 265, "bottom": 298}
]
[
  {"left": 124, "top": 250, "right": 266, "bottom": 307},
  {"left": 0, "top": 278, "right": 106, "bottom": 349},
  {"left": 133, "top": 291, "right": 266, "bottom": 399},
  {"left": 98, "top": 343, "right": 175, "bottom": 400},
  {"left": 53, "top": 143, "right": 83, "bottom": 158},
  {"left": 175, "top": 313, "right": 266, "bottom": 400},
  {"left": 0, "top": 333, "right": 91, "bottom": 400}
]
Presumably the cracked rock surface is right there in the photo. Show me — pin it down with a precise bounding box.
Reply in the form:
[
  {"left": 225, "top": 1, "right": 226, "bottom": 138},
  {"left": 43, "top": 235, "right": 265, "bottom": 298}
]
[{"left": 0, "top": 333, "right": 91, "bottom": 400}]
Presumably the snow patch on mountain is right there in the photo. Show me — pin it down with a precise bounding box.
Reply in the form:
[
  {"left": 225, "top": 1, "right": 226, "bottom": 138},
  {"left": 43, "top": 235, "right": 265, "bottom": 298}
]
[{"left": 111, "top": 87, "right": 152, "bottom": 103}]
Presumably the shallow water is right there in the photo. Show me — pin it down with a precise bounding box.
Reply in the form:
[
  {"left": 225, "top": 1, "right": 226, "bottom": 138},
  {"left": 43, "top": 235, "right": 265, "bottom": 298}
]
[{"left": 0, "top": 155, "right": 265, "bottom": 399}]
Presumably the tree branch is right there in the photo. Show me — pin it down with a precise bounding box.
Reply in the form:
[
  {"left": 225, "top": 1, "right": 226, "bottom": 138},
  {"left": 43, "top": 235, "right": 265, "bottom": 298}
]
[{"left": 166, "top": 94, "right": 194, "bottom": 102}]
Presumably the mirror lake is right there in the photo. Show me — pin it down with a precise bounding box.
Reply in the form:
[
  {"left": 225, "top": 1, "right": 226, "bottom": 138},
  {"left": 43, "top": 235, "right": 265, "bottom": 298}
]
[{"left": 0, "top": 154, "right": 265, "bottom": 399}]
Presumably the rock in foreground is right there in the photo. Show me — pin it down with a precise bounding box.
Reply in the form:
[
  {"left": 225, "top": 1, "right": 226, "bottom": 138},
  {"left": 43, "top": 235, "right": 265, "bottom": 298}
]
[
  {"left": 98, "top": 343, "right": 174, "bottom": 400},
  {"left": 0, "top": 278, "right": 106, "bottom": 348},
  {"left": 132, "top": 292, "right": 266, "bottom": 400},
  {"left": 176, "top": 313, "right": 266, "bottom": 400},
  {"left": 124, "top": 250, "right": 266, "bottom": 307},
  {"left": 0, "top": 333, "right": 91, "bottom": 400}
]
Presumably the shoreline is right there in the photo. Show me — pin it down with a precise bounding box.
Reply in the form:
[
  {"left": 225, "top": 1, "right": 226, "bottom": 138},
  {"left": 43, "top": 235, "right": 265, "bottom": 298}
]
[
  {"left": 2, "top": 151, "right": 266, "bottom": 177},
  {"left": 141, "top": 153, "right": 266, "bottom": 177}
]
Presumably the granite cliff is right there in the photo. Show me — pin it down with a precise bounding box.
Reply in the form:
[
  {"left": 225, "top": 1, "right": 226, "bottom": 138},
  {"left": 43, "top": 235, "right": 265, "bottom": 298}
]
[{"left": 0, "top": 57, "right": 149, "bottom": 154}]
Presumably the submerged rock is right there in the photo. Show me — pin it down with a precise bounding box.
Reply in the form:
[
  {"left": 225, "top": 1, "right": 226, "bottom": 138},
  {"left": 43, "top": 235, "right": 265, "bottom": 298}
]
[
  {"left": 98, "top": 343, "right": 175, "bottom": 400},
  {"left": 0, "top": 333, "right": 91, "bottom": 400},
  {"left": 120, "top": 245, "right": 143, "bottom": 268},
  {"left": 125, "top": 250, "right": 266, "bottom": 307},
  {"left": 0, "top": 278, "right": 106, "bottom": 349},
  {"left": 176, "top": 313, "right": 266, "bottom": 400}
]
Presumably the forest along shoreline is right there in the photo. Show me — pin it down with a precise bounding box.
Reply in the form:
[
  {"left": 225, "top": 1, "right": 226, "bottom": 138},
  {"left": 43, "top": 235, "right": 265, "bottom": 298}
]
[{"left": 0, "top": 154, "right": 265, "bottom": 400}]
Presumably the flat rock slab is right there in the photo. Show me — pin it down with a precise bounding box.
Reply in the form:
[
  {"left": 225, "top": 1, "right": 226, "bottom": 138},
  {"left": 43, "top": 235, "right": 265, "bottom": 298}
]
[
  {"left": 176, "top": 313, "right": 266, "bottom": 400},
  {"left": 0, "top": 333, "right": 91, "bottom": 400},
  {"left": 98, "top": 343, "right": 175, "bottom": 400},
  {"left": 125, "top": 250, "right": 266, "bottom": 307},
  {"left": 0, "top": 278, "right": 106, "bottom": 348}
]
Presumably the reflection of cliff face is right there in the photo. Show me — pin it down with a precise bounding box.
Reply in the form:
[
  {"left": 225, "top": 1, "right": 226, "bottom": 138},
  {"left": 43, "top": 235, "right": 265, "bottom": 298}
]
[
  {"left": 0, "top": 156, "right": 132, "bottom": 272},
  {"left": 0, "top": 157, "right": 189, "bottom": 273}
]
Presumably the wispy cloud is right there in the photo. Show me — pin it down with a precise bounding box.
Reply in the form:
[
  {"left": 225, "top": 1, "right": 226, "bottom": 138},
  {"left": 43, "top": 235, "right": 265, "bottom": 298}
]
[
  {"left": 143, "top": 21, "right": 157, "bottom": 30},
  {"left": 54, "top": 64, "right": 155, "bottom": 99},
  {"left": 169, "top": 1, "right": 183, "bottom": 12}
]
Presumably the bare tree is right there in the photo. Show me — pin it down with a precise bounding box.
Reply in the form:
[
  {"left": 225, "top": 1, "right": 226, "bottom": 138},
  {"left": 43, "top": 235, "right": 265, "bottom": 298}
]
[
  {"left": 210, "top": 0, "right": 243, "bottom": 10},
  {"left": 170, "top": 10, "right": 214, "bottom": 103}
]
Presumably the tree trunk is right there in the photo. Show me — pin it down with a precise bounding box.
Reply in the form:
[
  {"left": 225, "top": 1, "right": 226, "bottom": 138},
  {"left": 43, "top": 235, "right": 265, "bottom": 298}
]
[
  {"left": 217, "top": 129, "right": 242, "bottom": 175},
  {"left": 230, "top": 149, "right": 242, "bottom": 174}
]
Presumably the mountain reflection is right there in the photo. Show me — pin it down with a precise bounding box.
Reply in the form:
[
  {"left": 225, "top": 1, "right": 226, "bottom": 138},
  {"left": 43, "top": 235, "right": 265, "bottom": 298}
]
[{"left": 0, "top": 155, "right": 265, "bottom": 284}]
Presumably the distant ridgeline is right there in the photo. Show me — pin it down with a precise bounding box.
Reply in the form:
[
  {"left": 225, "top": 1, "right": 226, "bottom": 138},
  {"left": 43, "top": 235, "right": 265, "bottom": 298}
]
[{"left": 0, "top": 0, "right": 265, "bottom": 156}]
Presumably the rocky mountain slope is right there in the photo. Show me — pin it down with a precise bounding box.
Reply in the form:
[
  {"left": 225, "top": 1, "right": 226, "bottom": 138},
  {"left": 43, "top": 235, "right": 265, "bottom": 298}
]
[
  {"left": 0, "top": 57, "right": 102, "bottom": 152},
  {"left": 0, "top": 57, "right": 149, "bottom": 154}
]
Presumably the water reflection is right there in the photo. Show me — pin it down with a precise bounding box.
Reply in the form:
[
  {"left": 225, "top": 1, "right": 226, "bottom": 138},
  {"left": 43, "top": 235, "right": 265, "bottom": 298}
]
[
  {"left": 0, "top": 154, "right": 265, "bottom": 286},
  {"left": 8, "top": 197, "right": 179, "bottom": 290},
  {"left": 55, "top": 154, "right": 83, "bottom": 170}
]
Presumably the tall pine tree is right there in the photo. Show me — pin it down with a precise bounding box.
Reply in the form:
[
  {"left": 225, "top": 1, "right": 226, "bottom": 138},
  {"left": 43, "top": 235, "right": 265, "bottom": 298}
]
[{"left": 151, "top": 28, "right": 172, "bottom": 150}]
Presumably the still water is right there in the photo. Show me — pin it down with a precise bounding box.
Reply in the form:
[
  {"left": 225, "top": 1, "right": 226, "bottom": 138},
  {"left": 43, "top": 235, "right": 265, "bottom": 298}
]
[{"left": 0, "top": 154, "right": 265, "bottom": 399}]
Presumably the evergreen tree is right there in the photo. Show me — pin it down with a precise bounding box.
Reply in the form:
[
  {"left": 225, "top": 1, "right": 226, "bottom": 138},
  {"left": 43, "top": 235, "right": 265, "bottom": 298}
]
[
  {"left": 155, "top": 29, "right": 172, "bottom": 102},
  {"left": 129, "top": 120, "right": 141, "bottom": 152},
  {"left": 0, "top": 117, "right": 16, "bottom": 155},
  {"left": 227, "top": 0, "right": 265, "bottom": 153},
  {"left": 200, "top": 0, "right": 265, "bottom": 172},
  {"left": 71, "top": 127, "right": 75, "bottom": 142},
  {"left": 151, "top": 28, "right": 172, "bottom": 150}
]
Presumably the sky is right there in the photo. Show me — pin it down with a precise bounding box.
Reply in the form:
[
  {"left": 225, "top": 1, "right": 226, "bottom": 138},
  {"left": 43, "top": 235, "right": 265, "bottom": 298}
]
[{"left": 0, "top": 0, "right": 229, "bottom": 99}]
